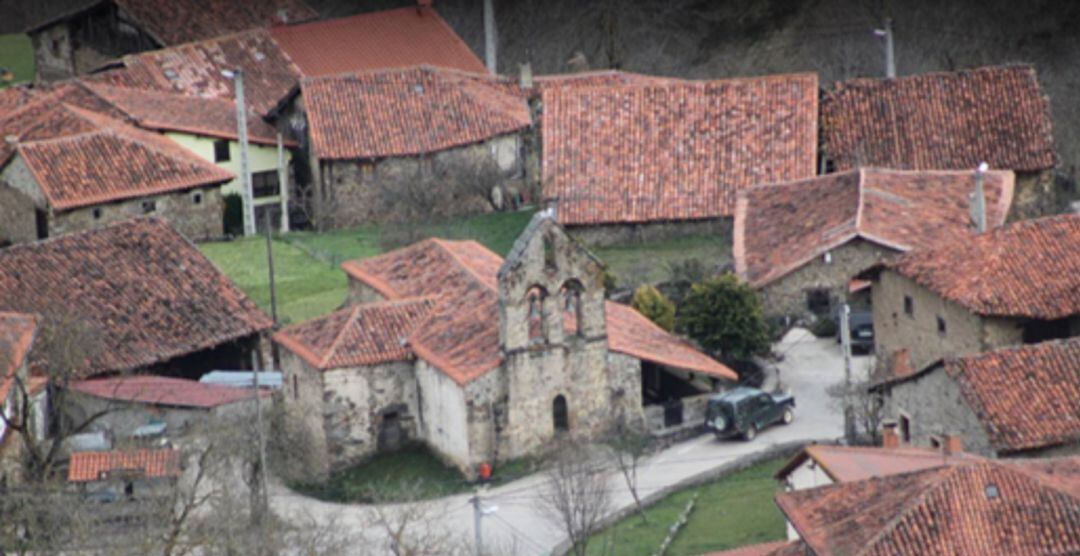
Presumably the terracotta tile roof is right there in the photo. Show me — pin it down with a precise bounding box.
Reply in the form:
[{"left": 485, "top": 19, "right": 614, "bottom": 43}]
[
  {"left": 529, "top": 70, "right": 662, "bottom": 97},
  {"left": 943, "top": 338, "right": 1080, "bottom": 454},
  {"left": 342, "top": 238, "right": 735, "bottom": 384},
  {"left": 542, "top": 74, "right": 819, "bottom": 225},
  {"left": 274, "top": 298, "right": 435, "bottom": 370},
  {"left": 82, "top": 82, "right": 288, "bottom": 146},
  {"left": 0, "top": 86, "right": 40, "bottom": 118},
  {"left": 0, "top": 218, "right": 272, "bottom": 378},
  {"left": 823, "top": 65, "right": 1056, "bottom": 172},
  {"left": 87, "top": 29, "right": 304, "bottom": 116},
  {"left": 67, "top": 448, "right": 181, "bottom": 483},
  {"left": 70, "top": 375, "right": 265, "bottom": 409},
  {"left": 871, "top": 213, "right": 1080, "bottom": 319},
  {"left": 702, "top": 541, "right": 796, "bottom": 556},
  {"left": 735, "top": 168, "right": 1015, "bottom": 287},
  {"left": 775, "top": 444, "right": 979, "bottom": 484},
  {"left": 301, "top": 66, "right": 530, "bottom": 160},
  {"left": 269, "top": 7, "right": 486, "bottom": 76},
  {"left": 31, "top": 0, "right": 316, "bottom": 46},
  {"left": 775, "top": 458, "right": 1080, "bottom": 556},
  {"left": 0, "top": 312, "right": 37, "bottom": 405},
  {"left": 11, "top": 105, "right": 234, "bottom": 210}
]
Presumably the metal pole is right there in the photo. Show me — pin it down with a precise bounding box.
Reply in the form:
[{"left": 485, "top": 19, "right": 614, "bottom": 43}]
[
  {"left": 973, "top": 162, "right": 988, "bottom": 233},
  {"left": 483, "top": 0, "right": 497, "bottom": 73},
  {"left": 840, "top": 303, "right": 855, "bottom": 444},
  {"left": 472, "top": 493, "right": 483, "bottom": 556},
  {"left": 277, "top": 132, "right": 290, "bottom": 233},
  {"left": 264, "top": 210, "right": 279, "bottom": 325},
  {"left": 884, "top": 18, "right": 896, "bottom": 78},
  {"left": 252, "top": 358, "right": 269, "bottom": 522},
  {"left": 234, "top": 70, "right": 255, "bottom": 236}
]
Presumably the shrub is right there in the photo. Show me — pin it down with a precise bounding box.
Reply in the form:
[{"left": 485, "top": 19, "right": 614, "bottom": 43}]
[
  {"left": 810, "top": 316, "right": 838, "bottom": 338},
  {"left": 665, "top": 258, "right": 709, "bottom": 284},
  {"left": 677, "top": 274, "right": 771, "bottom": 361},
  {"left": 631, "top": 284, "right": 676, "bottom": 331},
  {"left": 222, "top": 193, "right": 243, "bottom": 236}
]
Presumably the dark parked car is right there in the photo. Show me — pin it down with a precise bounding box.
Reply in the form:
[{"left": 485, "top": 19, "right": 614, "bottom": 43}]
[
  {"left": 837, "top": 309, "right": 874, "bottom": 353},
  {"left": 705, "top": 387, "right": 795, "bottom": 441}
]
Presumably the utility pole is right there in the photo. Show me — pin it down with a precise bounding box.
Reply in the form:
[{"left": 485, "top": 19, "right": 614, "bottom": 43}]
[
  {"left": 483, "top": 0, "right": 497, "bottom": 73},
  {"left": 840, "top": 303, "right": 855, "bottom": 444},
  {"left": 874, "top": 18, "right": 896, "bottom": 78},
  {"left": 971, "top": 162, "right": 988, "bottom": 232},
  {"left": 276, "top": 132, "right": 290, "bottom": 233},
  {"left": 472, "top": 492, "right": 484, "bottom": 556},
  {"left": 264, "top": 210, "right": 279, "bottom": 324},
  {"left": 226, "top": 69, "right": 256, "bottom": 236}
]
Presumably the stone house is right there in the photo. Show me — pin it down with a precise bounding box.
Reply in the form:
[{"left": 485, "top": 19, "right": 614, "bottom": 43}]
[
  {"left": 275, "top": 213, "right": 736, "bottom": 478},
  {"left": 26, "top": 0, "right": 315, "bottom": 82},
  {"left": 0, "top": 218, "right": 274, "bottom": 381},
  {"left": 67, "top": 448, "right": 180, "bottom": 501},
  {"left": 871, "top": 338, "right": 1080, "bottom": 459},
  {"left": 859, "top": 214, "right": 1080, "bottom": 371},
  {"left": 540, "top": 73, "right": 819, "bottom": 246},
  {"left": 774, "top": 456, "right": 1080, "bottom": 555},
  {"left": 66, "top": 375, "right": 267, "bottom": 442},
  {"left": 270, "top": 65, "right": 532, "bottom": 230},
  {"left": 734, "top": 168, "right": 1014, "bottom": 321},
  {"left": 822, "top": 65, "right": 1058, "bottom": 220},
  {"left": 0, "top": 97, "right": 233, "bottom": 244}
]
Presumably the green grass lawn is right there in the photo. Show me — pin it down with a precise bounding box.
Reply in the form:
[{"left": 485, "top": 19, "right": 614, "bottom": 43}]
[
  {"left": 0, "top": 34, "right": 34, "bottom": 87},
  {"left": 591, "top": 234, "right": 731, "bottom": 289},
  {"left": 587, "top": 457, "right": 787, "bottom": 556},
  {"left": 290, "top": 443, "right": 541, "bottom": 503}
]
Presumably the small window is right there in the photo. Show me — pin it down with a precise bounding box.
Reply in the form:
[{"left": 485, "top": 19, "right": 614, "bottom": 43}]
[
  {"left": 213, "top": 140, "right": 230, "bottom": 162},
  {"left": 903, "top": 295, "right": 914, "bottom": 317},
  {"left": 553, "top": 395, "right": 569, "bottom": 432},
  {"left": 936, "top": 316, "right": 946, "bottom": 336},
  {"left": 292, "top": 375, "right": 298, "bottom": 400},
  {"left": 92, "top": 207, "right": 102, "bottom": 220},
  {"left": 141, "top": 200, "right": 156, "bottom": 214},
  {"left": 192, "top": 192, "right": 203, "bottom": 205},
  {"left": 543, "top": 234, "right": 556, "bottom": 270},
  {"left": 806, "top": 289, "right": 831, "bottom": 315},
  {"left": 899, "top": 414, "right": 912, "bottom": 443},
  {"left": 929, "top": 436, "right": 942, "bottom": 449},
  {"left": 51, "top": 38, "right": 62, "bottom": 56}
]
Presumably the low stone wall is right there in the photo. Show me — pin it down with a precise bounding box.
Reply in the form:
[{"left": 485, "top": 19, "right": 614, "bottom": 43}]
[
  {"left": 644, "top": 392, "right": 714, "bottom": 436},
  {"left": 567, "top": 217, "right": 732, "bottom": 248}
]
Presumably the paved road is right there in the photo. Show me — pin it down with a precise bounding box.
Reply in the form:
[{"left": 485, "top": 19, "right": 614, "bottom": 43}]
[{"left": 270, "top": 328, "right": 871, "bottom": 555}]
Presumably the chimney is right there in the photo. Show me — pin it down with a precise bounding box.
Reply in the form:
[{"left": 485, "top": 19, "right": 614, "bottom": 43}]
[
  {"left": 970, "top": 162, "right": 989, "bottom": 233},
  {"left": 4, "top": 134, "right": 17, "bottom": 146},
  {"left": 881, "top": 421, "right": 900, "bottom": 448},
  {"left": 519, "top": 62, "right": 533, "bottom": 89},
  {"left": 943, "top": 434, "right": 963, "bottom": 455}
]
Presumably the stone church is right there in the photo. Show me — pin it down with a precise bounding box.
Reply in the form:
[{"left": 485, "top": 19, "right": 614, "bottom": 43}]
[{"left": 274, "top": 212, "right": 735, "bottom": 479}]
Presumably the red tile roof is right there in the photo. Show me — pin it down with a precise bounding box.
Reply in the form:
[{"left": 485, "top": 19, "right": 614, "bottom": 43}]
[
  {"left": 776, "top": 458, "right": 1080, "bottom": 556},
  {"left": 31, "top": 0, "right": 316, "bottom": 46},
  {"left": 71, "top": 375, "right": 265, "bottom": 409},
  {"left": 67, "top": 448, "right": 181, "bottom": 483},
  {"left": 0, "top": 312, "right": 37, "bottom": 405},
  {"left": 11, "top": 105, "right": 233, "bottom": 210},
  {"left": 341, "top": 238, "right": 735, "bottom": 384},
  {"left": 270, "top": 7, "right": 486, "bottom": 76},
  {"left": 301, "top": 66, "right": 530, "bottom": 160},
  {"left": 702, "top": 541, "right": 796, "bottom": 556},
  {"left": 869, "top": 213, "right": 1080, "bottom": 319},
  {"left": 776, "top": 444, "right": 979, "bottom": 484},
  {"left": 542, "top": 74, "right": 819, "bottom": 225},
  {"left": 734, "top": 168, "right": 1015, "bottom": 287},
  {"left": 823, "top": 65, "right": 1056, "bottom": 172},
  {"left": 83, "top": 82, "right": 287, "bottom": 146},
  {"left": 529, "top": 70, "right": 662, "bottom": 97},
  {"left": 0, "top": 86, "right": 40, "bottom": 118},
  {"left": 944, "top": 338, "right": 1080, "bottom": 454},
  {"left": 0, "top": 218, "right": 272, "bottom": 378},
  {"left": 88, "top": 29, "right": 304, "bottom": 116},
  {"left": 274, "top": 298, "right": 435, "bottom": 370}
]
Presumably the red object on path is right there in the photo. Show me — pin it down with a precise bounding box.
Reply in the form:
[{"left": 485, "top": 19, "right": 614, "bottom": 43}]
[{"left": 478, "top": 462, "right": 492, "bottom": 481}]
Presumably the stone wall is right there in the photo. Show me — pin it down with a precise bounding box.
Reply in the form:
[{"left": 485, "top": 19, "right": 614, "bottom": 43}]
[
  {"left": 567, "top": 217, "right": 732, "bottom": 248},
  {"left": 871, "top": 270, "right": 1022, "bottom": 371},
  {"left": 1009, "top": 170, "right": 1057, "bottom": 221},
  {"left": 881, "top": 367, "right": 994, "bottom": 456},
  {"left": 759, "top": 239, "right": 895, "bottom": 321},
  {"left": 316, "top": 133, "right": 525, "bottom": 229},
  {"left": 62, "top": 390, "right": 259, "bottom": 440},
  {"left": 30, "top": 26, "right": 75, "bottom": 82},
  {"left": 279, "top": 350, "right": 332, "bottom": 479},
  {"left": 346, "top": 277, "right": 389, "bottom": 306},
  {"left": 415, "top": 360, "right": 472, "bottom": 472},
  {"left": 0, "top": 186, "right": 38, "bottom": 245},
  {"left": 50, "top": 186, "right": 225, "bottom": 242}
]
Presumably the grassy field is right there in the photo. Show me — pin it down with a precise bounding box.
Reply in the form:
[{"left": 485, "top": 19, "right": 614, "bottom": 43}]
[
  {"left": 290, "top": 444, "right": 541, "bottom": 503},
  {"left": 0, "top": 34, "right": 34, "bottom": 88},
  {"left": 199, "top": 209, "right": 729, "bottom": 325},
  {"left": 587, "top": 457, "right": 787, "bottom": 556}
]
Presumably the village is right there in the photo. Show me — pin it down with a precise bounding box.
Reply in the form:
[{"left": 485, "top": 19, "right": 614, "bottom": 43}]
[{"left": 0, "top": 0, "right": 1077, "bottom": 554}]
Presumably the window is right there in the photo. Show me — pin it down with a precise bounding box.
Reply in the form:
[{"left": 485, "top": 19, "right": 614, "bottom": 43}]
[
  {"left": 213, "top": 140, "right": 230, "bottom": 162},
  {"left": 936, "top": 316, "right": 947, "bottom": 336},
  {"left": 92, "top": 207, "right": 102, "bottom": 220},
  {"left": 527, "top": 286, "right": 548, "bottom": 345},
  {"left": 34, "top": 209, "right": 48, "bottom": 240},
  {"left": 192, "top": 192, "right": 203, "bottom": 205},
  {"left": 252, "top": 171, "right": 280, "bottom": 198},
  {"left": 543, "top": 233, "right": 556, "bottom": 270},
  {"left": 806, "top": 289, "right": 831, "bottom": 316},
  {"left": 903, "top": 295, "right": 914, "bottom": 317},
  {"left": 50, "top": 38, "right": 62, "bottom": 56},
  {"left": 562, "top": 280, "right": 584, "bottom": 337},
  {"left": 553, "top": 395, "right": 569, "bottom": 432},
  {"left": 141, "top": 200, "right": 156, "bottom": 214},
  {"left": 899, "top": 414, "right": 911, "bottom": 443},
  {"left": 292, "top": 375, "right": 298, "bottom": 400}
]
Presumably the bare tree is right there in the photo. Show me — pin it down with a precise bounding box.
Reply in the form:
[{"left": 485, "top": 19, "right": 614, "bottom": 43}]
[
  {"left": 827, "top": 358, "right": 890, "bottom": 445},
  {"left": 607, "top": 420, "right": 651, "bottom": 524},
  {"left": 538, "top": 441, "right": 613, "bottom": 556},
  {"left": 365, "top": 480, "right": 470, "bottom": 556}
]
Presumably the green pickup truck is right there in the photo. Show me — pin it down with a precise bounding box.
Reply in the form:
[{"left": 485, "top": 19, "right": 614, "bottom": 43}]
[{"left": 705, "top": 387, "right": 795, "bottom": 441}]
